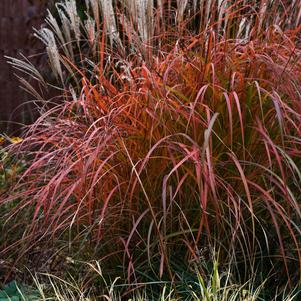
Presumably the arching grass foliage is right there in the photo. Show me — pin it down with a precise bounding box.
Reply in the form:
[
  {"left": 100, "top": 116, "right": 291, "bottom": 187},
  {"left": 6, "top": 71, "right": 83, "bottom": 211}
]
[{"left": 1, "top": 0, "right": 301, "bottom": 297}]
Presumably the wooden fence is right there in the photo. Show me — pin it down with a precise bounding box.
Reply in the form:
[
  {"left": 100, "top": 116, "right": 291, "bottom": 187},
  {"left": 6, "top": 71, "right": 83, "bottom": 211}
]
[{"left": 0, "top": 0, "right": 47, "bottom": 133}]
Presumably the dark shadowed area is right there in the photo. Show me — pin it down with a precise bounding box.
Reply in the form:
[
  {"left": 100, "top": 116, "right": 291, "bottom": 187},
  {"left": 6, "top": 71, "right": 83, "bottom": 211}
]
[{"left": 0, "top": 0, "right": 47, "bottom": 134}]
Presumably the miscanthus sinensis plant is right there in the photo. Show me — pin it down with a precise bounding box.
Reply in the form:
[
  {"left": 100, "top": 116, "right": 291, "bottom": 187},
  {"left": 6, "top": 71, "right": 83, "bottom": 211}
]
[{"left": 1, "top": 0, "right": 301, "bottom": 297}]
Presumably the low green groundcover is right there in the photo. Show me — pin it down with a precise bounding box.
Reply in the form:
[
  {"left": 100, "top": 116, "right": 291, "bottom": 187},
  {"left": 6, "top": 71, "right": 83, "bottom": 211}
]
[{"left": 0, "top": 281, "right": 39, "bottom": 301}]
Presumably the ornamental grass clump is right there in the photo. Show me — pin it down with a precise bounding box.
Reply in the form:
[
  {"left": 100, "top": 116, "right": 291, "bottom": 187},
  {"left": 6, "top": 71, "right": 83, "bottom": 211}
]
[{"left": 1, "top": 0, "right": 301, "bottom": 296}]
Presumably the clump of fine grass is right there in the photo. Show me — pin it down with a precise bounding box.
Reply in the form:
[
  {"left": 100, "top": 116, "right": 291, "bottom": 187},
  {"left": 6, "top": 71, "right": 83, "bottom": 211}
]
[
  {"left": 28, "top": 258, "right": 301, "bottom": 300},
  {"left": 1, "top": 0, "right": 301, "bottom": 297}
]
